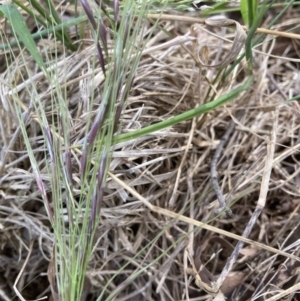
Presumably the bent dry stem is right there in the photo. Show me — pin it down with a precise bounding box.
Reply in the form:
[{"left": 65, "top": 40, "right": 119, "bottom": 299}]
[
  {"left": 107, "top": 171, "right": 300, "bottom": 263},
  {"left": 210, "top": 116, "right": 238, "bottom": 217}
]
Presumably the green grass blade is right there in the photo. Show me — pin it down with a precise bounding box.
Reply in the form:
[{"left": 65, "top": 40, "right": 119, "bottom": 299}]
[
  {"left": 0, "top": 14, "right": 87, "bottom": 51},
  {"left": 114, "top": 76, "right": 253, "bottom": 144},
  {"left": 201, "top": 1, "right": 231, "bottom": 16},
  {"left": 240, "top": 0, "right": 258, "bottom": 26},
  {"left": 287, "top": 94, "right": 300, "bottom": 102},
  {"left": 241, "top": 0, "right": 249, "bottom": 26},
  {"left": 244, "top": 0, "right": 268, "bottom": 72},
  {"left": 201, "top": 3, "right": 239, "bottom": 16},
  {"left": 43, "top": 0, "right": 64, "bottom": 25},
  {"left": 25, "top": 0, "right": 77, "bottom": 51},
  {"left": 224, "top": 0, "right": 280, "bottom": 80},
  {"left": 12, "top": 0, "right": 77, "bottom": 51},
  {"left": 12, "top": 0, "right": 48, "bottom": 28},
  {"left": 42, "top": 0, "right": 77, "bottom": 51},
  {"left": 0, "top": 4, "right": 47, "bottom": 75}
]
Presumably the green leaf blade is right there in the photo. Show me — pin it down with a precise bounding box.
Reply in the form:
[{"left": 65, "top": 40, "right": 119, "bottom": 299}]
[
  {"left": 240, "top": 0, "right": 249, "bottom": 25},
  {"left": 0, "top": 4, "right": 47, "bottom": 75}
]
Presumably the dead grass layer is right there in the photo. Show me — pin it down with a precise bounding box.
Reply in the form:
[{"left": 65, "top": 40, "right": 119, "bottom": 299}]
[{"left": 1, "top": 5, "right": 300, "bottom": 301}]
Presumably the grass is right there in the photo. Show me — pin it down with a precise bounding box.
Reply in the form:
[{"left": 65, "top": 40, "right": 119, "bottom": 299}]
[{"left": 1, "top": 0, "right": 300, "bottom": 300}]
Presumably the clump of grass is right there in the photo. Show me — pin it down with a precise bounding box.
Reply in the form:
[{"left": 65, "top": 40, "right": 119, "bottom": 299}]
[
  {"left": 1, "top": 0, "right": 300, "bottom": 300},
  {"left": 43, "top": 1, "right": 164, "bottom": 300},
  {"left": 1, "top": 0, "right": 166, "bottom": 300}
]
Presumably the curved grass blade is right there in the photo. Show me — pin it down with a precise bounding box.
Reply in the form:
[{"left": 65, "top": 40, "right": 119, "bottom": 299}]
[{"left": 114, "top": 75, "right": 253, "bottom": 144}]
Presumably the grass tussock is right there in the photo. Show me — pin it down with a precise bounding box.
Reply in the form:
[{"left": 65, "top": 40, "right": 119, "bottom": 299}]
[{"left": 0, "top": 1, "right": 300, "bottom": 301}]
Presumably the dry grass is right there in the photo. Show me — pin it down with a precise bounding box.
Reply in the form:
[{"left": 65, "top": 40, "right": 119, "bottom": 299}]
[{"left": 1, "top": 2, "right": 300, "bottom": 301}]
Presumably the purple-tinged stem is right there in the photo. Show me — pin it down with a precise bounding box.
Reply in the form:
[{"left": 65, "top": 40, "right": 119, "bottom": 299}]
[
  {"left": 64, "top": 149, "right": 72, "bottom": 184},
  {"left": 113, "top": 102, "right": 123, "bottom": 134},
  {"left": 80, "top": 0, "right": 97, "bottom": 30},
  {"left": 96, "top": 42, "right": 106, "bottom": 75},
  {"left": 89, "top": 102, "right": 108, "bottom": 146},
  {"left": 113, "top": 0, "right": 119, "bottom": 24},
  {"left": 99, "top": 18, "right": 108, "bottom": 55},
  {"left": 80, "top": 146, "right": 88, "bottom": 180},
  {"left": 44, "top": 126, "right": 55, "bottom": 163},
  {"left": 89, "top": 154, "right": 107, "bottom": 234},
  {"left": 34, "top": 167, "right": 53, "bottom": 221}
]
